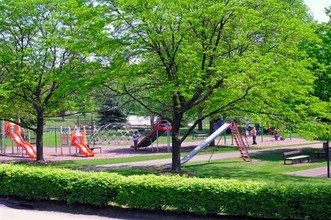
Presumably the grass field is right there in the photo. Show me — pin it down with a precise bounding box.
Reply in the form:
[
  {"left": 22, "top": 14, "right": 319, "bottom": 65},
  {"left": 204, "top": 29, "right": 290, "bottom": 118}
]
[{"left": 44, "top": 145, "right": 331, "bottom": 186}]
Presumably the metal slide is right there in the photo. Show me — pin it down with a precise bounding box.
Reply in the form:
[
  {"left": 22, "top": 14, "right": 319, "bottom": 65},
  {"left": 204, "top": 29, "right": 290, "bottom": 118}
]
[{"left": 180, "top": 122, "right": 231, "bottom": 165}]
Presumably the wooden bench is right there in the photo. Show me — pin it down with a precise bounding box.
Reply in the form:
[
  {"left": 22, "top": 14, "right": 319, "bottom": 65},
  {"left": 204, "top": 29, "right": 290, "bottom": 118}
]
[
  {"left": 283, "top": 150, "right": 310, "bottom": 165},
  {"left": 192, "top": 131, "right": 208, "bottom": 139}
]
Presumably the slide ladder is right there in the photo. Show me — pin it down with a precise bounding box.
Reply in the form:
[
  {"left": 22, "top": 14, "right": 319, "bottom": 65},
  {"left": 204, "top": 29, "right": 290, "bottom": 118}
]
[{"left": 230, "top": 122, "right": 251, "bottom": 162}]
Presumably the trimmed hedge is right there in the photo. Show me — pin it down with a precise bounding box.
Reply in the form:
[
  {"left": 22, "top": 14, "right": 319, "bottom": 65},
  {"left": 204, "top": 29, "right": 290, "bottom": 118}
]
[{"left": 0, "top": 164, "right": 330, "bottom": 219}]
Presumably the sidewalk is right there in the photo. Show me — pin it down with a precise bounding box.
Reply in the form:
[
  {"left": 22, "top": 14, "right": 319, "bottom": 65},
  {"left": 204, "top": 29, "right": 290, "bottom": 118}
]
[{"left": 287, "top": 167, "right": 330, "bottom": 177}]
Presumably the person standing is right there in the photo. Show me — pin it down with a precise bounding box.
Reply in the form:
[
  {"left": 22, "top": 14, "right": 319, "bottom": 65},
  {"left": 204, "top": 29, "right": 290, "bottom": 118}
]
[
  {"left": 132, "top": 131, "right": 140, "bottom": 146},
  {"left": 274, "top": 128, "right": 280, "bottom": 141},
  {"left": 251, "top": 127, "right": 257, "bottom": 145}
]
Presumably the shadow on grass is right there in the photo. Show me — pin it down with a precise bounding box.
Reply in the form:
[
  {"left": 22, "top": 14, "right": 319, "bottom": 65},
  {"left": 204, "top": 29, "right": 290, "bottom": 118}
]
[{"left": 182, "top": 159, "right": 329, "bottom": 185}]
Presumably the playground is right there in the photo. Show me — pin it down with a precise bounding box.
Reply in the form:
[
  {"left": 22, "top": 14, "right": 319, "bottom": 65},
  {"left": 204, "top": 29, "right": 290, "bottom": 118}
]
[
  {"left": 0, "top": 126, "right": 322, "bottom": 159},
  {"left": 0, "top": 120, "right": 328, "bottom": 179}
]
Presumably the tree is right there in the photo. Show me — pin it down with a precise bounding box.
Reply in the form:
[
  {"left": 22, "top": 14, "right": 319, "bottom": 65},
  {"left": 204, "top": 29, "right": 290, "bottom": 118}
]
[
  {"left": 0, "top": 0, "right": 107, "bottom": 161},
  {"left": 97, "top": 98, "right": 127, "bottom": 125},
  {"left": 100, "top": 0, "right": 319, "bottom": 172},
  {"left": 302, "top": 7, "right": 331, "bottom": 140}
]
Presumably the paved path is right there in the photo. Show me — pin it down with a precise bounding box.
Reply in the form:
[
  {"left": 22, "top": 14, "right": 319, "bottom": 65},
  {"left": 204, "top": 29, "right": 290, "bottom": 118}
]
[
  {"left": 0, "top": 201, "right": 110, "bottom": 220},
  {"left": 0, "top": 198, "right": 226, "bottom": 220},
  {"left": 287, "top": 167, "right": 330, "bottom": 177}
]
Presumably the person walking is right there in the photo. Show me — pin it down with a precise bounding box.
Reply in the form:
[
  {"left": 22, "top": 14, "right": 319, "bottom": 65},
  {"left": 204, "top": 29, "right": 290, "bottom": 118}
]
[{"left": 251, "top": 127, "right": 257, "bottom": 145}]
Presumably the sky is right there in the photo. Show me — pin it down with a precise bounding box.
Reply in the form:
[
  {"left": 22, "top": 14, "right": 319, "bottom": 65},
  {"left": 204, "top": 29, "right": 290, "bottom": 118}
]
[{"left": 304, "top": 0, "right": 330, "bottom": 22}]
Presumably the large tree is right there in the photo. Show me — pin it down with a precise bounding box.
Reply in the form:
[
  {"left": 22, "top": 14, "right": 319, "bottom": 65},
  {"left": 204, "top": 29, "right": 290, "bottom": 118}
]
[
  {"left": 0, "top": 0, "right": 107, "bottom": 161},
  {"left": 101, "top": 0, "right": 321, "bottom": 173},
  {"left": 302, "top": 7, "right": 331, "bottom": 140}
]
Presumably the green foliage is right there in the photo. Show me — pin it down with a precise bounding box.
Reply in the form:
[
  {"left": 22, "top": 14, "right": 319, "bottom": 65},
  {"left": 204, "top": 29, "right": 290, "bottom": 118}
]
[
  {"left": 0, "top": 164, "right": 122, "bottom": 206},
  {"left": 300, "top": 15, "right": 331, "bottom": 140},
  {"left": 102, "top": 0, "right": 324, "bottom": 171},
  {"left": 0, "top": 0, "right": 110, "bottom": 160},
  {"left": 97, "top": 99, "right": 127, "bottom": 125},
  {"left": 0, "top": 164, "right": 330, "bottom": 219},
  {"left": 0, "top": 0, "right": 105, "bottom": 119}
]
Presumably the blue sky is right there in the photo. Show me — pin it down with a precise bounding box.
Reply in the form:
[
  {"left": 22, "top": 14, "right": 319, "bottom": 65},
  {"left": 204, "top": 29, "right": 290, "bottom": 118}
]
[{"left": 304, "top": 0, "right": 330, "bottom": 22}]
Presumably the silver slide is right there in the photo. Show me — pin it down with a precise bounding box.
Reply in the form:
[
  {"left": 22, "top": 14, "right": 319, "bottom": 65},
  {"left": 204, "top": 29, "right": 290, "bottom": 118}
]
[{"left": 180, "top": 122, "right": 231, "bottom": 165}]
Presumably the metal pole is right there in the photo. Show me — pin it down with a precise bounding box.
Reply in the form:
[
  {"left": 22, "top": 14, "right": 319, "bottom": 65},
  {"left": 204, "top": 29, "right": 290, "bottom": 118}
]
[
  {"left": 327, "top": 140, "right": 330, "bottom": 178},
  {"left": 156, "top": 129, "right": 159, "bottom": 153},
  {"left": 224, "top": 132, "right": 226, "bottom": 145},
  {"left": 0, "top": 121, "right": 3, "bottom": 154},
  {"left": 290, "top": 127, "right": 292, "bottom": 140},
  {"left": 261, "top": 125, "right": 264, "bottom": 142},
  {"left": 167, "top": 130, "right": 170, "bottom": 153},
  {"left": 54, "top": 122, "right": 57, "bottom": 153},
  {"left": 327, "top": 127, "right": 330, "bottom": 178},
  {"left": 68, "top": 127, "right": 71, "bottom": 155}
]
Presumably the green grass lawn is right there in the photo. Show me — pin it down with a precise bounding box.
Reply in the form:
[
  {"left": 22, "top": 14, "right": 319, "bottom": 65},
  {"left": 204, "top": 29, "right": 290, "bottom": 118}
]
[
  {"left": 100, "top": 151, "right": 330, "bottom": 186},
  {"left": 183, "top": 152, "right": 330, "bottom": 185},
  {"left": 44, "top": 145, "right": 331, "bottom": 186}
]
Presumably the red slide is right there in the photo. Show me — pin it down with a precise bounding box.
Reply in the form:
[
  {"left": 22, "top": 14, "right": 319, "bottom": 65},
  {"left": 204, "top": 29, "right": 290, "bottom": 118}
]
[
  {"left": 71, "top": 132, "right": 94, "bottom": 157},
  {"left": 5, "top": 123, "right": 37, "bottom": 159}
]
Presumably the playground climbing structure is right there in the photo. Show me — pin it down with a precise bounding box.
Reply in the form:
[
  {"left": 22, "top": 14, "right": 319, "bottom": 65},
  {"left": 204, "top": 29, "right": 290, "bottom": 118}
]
[
  {"left": 88, "top": 123, "right": 136, "bottom": 147},
  {"left": 180, "top": 122, "right": 251, "bottom": 165}
]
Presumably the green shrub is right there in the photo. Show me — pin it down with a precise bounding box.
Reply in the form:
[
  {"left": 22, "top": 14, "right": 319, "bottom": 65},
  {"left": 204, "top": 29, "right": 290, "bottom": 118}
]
[
  {"left": 0, "top": 164, "right": 123, "bottom": 206},
  {"left": 0, "top": 164, "right": 330, "bottom": 219}
]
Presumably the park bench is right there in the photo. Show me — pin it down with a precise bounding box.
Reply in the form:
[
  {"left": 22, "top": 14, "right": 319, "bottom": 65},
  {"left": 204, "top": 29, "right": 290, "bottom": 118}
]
[
  {"left": 192, "top": 131, "right": 208, "bottom": 139},
  {"left": 283, "top": 150, "right": 310, "bottom": 165}
]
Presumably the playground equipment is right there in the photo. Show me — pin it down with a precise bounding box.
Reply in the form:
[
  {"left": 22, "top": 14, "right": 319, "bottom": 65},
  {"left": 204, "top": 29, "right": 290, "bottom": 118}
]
[
  {"left": 88, "top": 123, "right": 136, "bottom": 147},
  {"left": 130, "top": 120, "right": 172, "bottom": 150},
  {"left": 60, "top": 126, "right": 95, "bottom": 157},
  {"left": 4, "top": 122, "right": 37, "bottom": 159},
  {"left": 71, "top": 130, "right": 94, "bottom": 157},
  {"left": 180, "top": 122, "right": 251, "bottom": 165}
]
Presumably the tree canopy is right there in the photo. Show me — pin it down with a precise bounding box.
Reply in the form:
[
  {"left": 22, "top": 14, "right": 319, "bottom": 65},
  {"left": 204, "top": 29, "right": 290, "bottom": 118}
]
[
  {"left": 0, "top": 0, "right": 107, "bottom": 160},
  {"left": 99, "top": 0, "right": 320, "bottom": 172},
  {"left": 302, "top": 7, "right": 331, "bottom": 140},
  {"left": 0, "top": 0, "right": 328, "bottom": 170}
]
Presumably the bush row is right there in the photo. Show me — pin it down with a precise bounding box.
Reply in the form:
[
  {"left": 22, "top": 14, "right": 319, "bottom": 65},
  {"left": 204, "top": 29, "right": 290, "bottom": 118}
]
[{"left": 0, "top": 164, "right": 330, "bottom": 219}]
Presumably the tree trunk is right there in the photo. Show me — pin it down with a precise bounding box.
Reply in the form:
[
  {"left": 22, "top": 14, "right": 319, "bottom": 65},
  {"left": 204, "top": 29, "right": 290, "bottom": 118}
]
[
  {"left": 209, "top": 119, "right": 215, "bottom": 146},
  {"left": 171, "top": 112, "right": 183, "bottom": 173},
  {"left": 36, "top": 110, "right": 44, "bottom": 161},
  {"left": 198, "top": 120, "right": 203, "bottom": 131}
]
